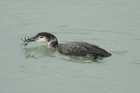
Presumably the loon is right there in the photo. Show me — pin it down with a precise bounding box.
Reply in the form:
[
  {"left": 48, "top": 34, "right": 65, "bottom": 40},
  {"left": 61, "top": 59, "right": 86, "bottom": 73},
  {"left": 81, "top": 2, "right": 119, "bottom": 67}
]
[{"left": 27, "top": 32, "right": 112, "bottom": 60}]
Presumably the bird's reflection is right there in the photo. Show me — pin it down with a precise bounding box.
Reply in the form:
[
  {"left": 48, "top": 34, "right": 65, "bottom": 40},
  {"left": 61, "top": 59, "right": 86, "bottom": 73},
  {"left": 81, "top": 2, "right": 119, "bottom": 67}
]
[
  {"left": 23, "top": 45, "right": 55, "bottom": 59},
  {"left": 22, "top": 45, "right": 103, "bottom": 63},
  {"left": 61, "top": 56, "right": 99, "bottom": 63}
]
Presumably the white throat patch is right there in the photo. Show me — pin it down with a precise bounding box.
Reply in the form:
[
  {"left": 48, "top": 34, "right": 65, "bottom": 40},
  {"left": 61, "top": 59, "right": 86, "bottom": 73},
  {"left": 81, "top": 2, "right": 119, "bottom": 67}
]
[{"left": 36, "top": 37, "right": 48, "bottom": 43}]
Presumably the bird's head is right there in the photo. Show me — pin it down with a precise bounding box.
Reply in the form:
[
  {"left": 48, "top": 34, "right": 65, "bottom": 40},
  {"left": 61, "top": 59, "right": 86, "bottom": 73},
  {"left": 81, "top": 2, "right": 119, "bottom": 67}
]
[{"left": 28, "top": 32, "right": 58, "bottom": 47}]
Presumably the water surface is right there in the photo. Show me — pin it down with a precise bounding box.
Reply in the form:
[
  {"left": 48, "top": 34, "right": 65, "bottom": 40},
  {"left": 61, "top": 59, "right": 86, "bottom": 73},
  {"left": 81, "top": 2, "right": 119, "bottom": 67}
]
[{"left": 0, "top": 0, "right": 140, "bottom": 93}]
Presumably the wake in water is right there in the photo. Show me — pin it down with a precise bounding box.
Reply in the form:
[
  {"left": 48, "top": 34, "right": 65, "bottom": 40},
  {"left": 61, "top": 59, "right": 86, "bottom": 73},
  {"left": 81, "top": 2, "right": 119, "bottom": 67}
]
[{"left": 111, "top": 50, "right": 128, "bottom": 55}]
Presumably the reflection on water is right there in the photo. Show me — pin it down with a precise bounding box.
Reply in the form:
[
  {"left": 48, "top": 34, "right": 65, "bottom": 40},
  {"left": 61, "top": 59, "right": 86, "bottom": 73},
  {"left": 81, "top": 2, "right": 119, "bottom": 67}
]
[
  {"left": 111, "top": 50, "right": 128, "bottom": 55},
  {"left": 60, "top": 55, "right": 104, "bottom": 63},
  {"left": 23, "top": 45, "right": 55, "bottom": 59},
  {"left": 22, "top": 45, "right": 104, "bottom": 63},
  {"left": 22, "top": 44, "right": 127, "bottom": 63}
]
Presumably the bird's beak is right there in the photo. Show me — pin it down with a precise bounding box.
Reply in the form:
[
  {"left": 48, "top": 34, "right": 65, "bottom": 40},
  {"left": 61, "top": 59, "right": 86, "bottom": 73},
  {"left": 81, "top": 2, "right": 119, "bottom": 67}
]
[{"left": 27, "top": 37, "right": 36, "bottom": 42}]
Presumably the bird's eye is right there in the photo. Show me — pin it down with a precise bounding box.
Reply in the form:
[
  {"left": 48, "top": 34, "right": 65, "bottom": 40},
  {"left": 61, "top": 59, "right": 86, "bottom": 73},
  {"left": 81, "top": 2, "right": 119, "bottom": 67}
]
[{"left": 40, "top": 36, "right": 43, "bottom": 38}]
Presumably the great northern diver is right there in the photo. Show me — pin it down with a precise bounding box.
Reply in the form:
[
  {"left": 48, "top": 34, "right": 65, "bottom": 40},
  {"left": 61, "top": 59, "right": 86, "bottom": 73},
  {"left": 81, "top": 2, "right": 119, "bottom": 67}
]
[{"left": 27, "top": 32, "right": 112, "bottom": 60}]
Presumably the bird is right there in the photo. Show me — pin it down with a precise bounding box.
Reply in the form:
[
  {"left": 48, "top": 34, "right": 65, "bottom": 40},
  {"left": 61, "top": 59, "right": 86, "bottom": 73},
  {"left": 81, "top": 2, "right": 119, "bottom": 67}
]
[{"left": 27, "top": 32, "right": 112, "bottom": 60}]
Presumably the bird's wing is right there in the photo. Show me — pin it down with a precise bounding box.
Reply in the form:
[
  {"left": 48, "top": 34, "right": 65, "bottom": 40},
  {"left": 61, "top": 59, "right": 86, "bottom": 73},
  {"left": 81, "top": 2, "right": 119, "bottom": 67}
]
[
  {"left": 56, "top": 43, "right": 90, "bottom": 56},
  {"left": 57, "top": 42, "right": 111, "bottom": 57},
  {"left": 71, "top": 41, "right": 109, "bottom": 54}
]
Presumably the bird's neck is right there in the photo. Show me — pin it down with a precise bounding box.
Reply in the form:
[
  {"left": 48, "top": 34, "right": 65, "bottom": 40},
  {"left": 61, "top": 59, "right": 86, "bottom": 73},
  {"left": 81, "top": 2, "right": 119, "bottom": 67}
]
[{"left": 48, "top": 37, "right": 58, "bottom": 48}]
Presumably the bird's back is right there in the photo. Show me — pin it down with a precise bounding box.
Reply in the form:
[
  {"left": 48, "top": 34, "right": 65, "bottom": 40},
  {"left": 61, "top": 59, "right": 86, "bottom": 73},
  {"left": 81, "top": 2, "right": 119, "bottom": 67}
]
[{"left": 55, "top": 41, "right": 111, "bottom": 58}]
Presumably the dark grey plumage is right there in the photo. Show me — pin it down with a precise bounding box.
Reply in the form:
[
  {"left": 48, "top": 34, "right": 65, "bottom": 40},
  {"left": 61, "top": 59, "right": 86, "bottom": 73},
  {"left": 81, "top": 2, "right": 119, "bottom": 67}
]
[{"left": 55, "top": 41, "right": 111, "bottom": 59}]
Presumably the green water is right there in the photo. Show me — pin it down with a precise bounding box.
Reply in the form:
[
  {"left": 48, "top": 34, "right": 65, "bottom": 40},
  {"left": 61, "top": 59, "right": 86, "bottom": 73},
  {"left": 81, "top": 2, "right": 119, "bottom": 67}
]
[{"left": 0, "top": 0, "right": 140, "bottom": 93}]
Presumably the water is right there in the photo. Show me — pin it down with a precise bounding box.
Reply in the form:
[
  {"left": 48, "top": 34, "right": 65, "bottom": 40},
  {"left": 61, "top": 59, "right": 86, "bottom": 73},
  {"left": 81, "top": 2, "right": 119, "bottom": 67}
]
[{"left": 0, "top": 0, "right": 140, "bottom": 93}]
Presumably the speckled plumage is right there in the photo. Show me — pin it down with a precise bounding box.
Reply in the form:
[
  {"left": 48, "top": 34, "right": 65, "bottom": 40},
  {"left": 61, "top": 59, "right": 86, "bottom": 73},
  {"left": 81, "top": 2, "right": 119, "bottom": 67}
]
[{"left": 55, "top": 41, "right": 111, "bottom": 58}]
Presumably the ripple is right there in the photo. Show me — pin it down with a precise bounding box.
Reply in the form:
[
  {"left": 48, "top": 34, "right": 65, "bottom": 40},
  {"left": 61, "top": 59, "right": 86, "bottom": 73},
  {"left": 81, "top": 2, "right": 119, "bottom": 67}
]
[{"left": 22, "top": 45, "right": 55, "bottom": 59}]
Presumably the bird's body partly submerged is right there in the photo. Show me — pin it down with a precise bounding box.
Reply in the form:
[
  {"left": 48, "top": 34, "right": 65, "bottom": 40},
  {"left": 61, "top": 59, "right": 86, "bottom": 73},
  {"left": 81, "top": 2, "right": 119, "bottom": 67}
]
[
  {"left": 56, "top": 41, "right": 111, "bottom": 58},
  {"left": 26, "top": 32, "right": 112, "bottom": 60}
]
